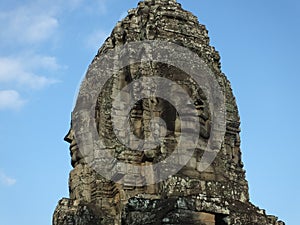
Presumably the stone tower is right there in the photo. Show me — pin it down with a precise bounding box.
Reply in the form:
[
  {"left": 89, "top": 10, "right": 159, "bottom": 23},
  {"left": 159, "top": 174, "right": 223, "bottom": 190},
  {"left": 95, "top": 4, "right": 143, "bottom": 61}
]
[{"left": 53, "top": 0, "right": 285, "bottom": 224}]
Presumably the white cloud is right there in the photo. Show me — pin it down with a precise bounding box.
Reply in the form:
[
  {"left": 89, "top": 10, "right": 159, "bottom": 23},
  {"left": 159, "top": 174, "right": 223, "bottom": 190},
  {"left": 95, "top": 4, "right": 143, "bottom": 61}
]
[
  {"left": 0, "top": 56, "right": 60, "bottom": 90},
  {"left": 0, "top": 170, "right": 17, "bottom": 186},
  {"left": 0, "top": 0, "right": 110, "bottom": 110},
  {"left": 38, "top": 56, "right": 62, "bottom": 70},
  {"left": 0, "top": 90, "right": 26, "bottom": 111},
  {"left": 0, "top": 5, "right": 58, "bottom": 45}
]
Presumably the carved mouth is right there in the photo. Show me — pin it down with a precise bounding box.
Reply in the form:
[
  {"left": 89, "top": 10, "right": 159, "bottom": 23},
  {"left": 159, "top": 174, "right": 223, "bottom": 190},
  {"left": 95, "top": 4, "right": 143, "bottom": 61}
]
[{"left": 70, "top": 143, "right": 78, "bottom": 151}]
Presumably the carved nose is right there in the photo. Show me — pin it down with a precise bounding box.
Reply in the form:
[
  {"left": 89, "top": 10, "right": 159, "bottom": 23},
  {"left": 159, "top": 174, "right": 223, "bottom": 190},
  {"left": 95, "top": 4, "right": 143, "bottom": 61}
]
[{"left": 64, "top": 129, "right": 73, "bottom": 143}]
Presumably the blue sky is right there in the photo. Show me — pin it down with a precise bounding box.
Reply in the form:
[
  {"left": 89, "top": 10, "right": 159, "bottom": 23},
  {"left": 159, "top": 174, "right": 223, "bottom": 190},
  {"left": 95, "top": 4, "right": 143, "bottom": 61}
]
[{"left": 0, "top": 0, "right": 299, "bottom": 224}]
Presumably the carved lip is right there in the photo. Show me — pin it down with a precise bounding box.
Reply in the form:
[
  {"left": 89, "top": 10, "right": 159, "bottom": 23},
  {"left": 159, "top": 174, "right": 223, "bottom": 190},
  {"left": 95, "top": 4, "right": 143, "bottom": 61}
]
[{"left": 70, "top": 143, "right": 78, "bottom": 151}]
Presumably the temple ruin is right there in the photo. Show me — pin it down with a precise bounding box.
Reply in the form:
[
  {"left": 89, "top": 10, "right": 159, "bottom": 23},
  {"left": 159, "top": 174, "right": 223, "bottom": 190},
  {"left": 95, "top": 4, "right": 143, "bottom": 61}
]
[{"left": 52, "top": 0, "right": 285, "bottom": 224}]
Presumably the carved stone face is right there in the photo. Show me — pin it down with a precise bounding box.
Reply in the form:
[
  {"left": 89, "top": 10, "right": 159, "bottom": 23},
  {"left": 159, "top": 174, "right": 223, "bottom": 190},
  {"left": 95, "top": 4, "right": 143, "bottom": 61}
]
[
  {"left": 65, "top": 63, "right": 213, "bottom": 216},
  {"left": 92, "top": 63, "right": 211, "bottom": 168},
  {"left": 64, "top": 127, "right": 83, "bottom": 167},
  {"left": 53, "top": 1, "right": 285, "bottom": 224}
]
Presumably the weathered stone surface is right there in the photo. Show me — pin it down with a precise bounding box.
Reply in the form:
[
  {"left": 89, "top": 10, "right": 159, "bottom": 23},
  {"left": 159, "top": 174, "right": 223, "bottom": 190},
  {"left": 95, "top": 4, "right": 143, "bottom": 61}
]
[{"left": 53, "top": 0, "right": 285, "bottom": 224}]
